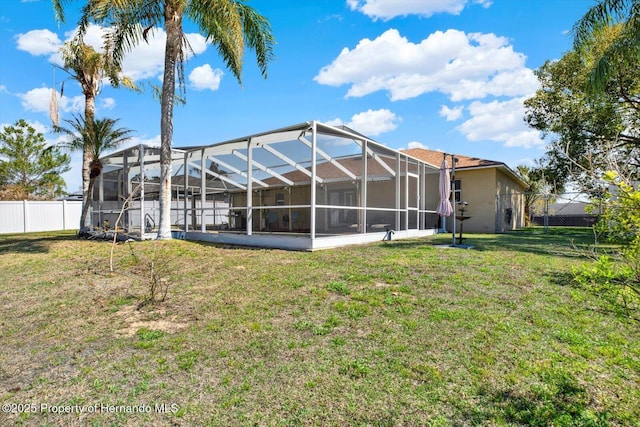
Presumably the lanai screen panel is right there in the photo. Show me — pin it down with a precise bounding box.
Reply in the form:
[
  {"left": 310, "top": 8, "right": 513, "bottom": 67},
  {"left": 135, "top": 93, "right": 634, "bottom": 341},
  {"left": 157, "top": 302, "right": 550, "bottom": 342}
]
[
  {"left": 366, "top": 143, "right": 398, "bottom": 232},
  {"left": 199, "top": 141, "right": 251, "bottom": 231},
  {"left": 92, "top": 146, "right": 166, "bottom": 231},
  {"left": 180, "top": 149, "right": 232, "bottom": 231},
  {"left": 249, "top": 135, "right": 313, "bottom": 233},
  {"left": 314, "top": 130, "right": 363, "bottom": 235},
  {"left": 407, "top": 158, "right": 420, "bottom": 229}
]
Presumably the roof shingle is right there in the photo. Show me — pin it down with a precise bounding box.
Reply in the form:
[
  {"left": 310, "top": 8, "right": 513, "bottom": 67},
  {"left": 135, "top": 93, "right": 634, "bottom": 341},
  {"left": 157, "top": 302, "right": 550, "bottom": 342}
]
[{"left": 401, "top": 148, "right": 503, "bottom": 169}]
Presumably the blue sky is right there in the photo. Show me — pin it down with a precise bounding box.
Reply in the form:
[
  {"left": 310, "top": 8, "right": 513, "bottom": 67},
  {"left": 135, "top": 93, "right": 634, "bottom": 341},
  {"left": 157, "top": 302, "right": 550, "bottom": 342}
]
[{"left": 0, "top": 0, "right": 590, "bottom": 193}]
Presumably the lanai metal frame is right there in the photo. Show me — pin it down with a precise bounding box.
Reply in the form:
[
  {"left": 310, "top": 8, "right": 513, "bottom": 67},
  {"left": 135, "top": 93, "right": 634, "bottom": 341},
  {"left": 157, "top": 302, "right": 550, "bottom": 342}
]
[{"left": 94, "top": 121, "right": 441, "bottom": 250}]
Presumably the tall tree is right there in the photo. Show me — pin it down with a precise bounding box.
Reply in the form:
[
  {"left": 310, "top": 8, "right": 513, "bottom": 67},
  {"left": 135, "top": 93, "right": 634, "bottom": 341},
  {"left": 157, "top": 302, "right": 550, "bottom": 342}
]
[
  {"left": 0, "top": 119, "right": 70, "bottom": 200},
  {"left": 58, "top": 38, "right": 134, "bottom": 229},
  {"left": 55, "top": 0, "right": 275, "bottom": 239},
  {"left": 573, "top": 0, "right": 640, "bottom": 95},
  {"left": 55, "top": 116, "right": 134, "bottom": 227},
  {"left": 524, "top": 28, "right": 639, "bottom": 193},
  {"left": 551, "top": 0, "right": 640, "bottom": 315}
]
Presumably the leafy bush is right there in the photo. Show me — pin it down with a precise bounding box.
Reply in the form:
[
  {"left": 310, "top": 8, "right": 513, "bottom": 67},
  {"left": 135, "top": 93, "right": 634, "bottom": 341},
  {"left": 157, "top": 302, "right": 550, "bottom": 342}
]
[
  {"left": 574, "top": 253, "right": 639, "bottom": 315},
  {"left": 574, "top": 172, "right": 640, "bottom": 316}
]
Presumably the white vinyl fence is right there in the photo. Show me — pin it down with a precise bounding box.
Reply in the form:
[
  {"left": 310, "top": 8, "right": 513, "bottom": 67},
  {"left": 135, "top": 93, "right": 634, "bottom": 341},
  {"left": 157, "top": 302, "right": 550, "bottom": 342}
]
[{"left": 0, "top": 200, "right": 82, "bottom": 234}]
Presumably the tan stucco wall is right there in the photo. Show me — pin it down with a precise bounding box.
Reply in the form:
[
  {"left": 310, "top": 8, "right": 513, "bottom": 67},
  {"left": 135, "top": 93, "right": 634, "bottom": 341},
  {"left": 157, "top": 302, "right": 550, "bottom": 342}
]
[
  {"left": 424, "top": 174, "right": 440, "bottom": 211},
  {"left": 452, "top": 168, "right": 497, "bottom": 233},
  {"left": 433, "top": 168, "right": 527, "bottom": 234},
  {"left": 495, "top": 170, "right": 526, "bottom": 232}
]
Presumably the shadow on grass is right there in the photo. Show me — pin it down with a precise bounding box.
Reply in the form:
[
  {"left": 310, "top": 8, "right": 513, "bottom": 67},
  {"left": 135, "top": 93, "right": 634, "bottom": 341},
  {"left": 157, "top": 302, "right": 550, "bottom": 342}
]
[
  {"left": 378, "top": 239, "right": 437, "bottom": 250},
  {"left": 463, "top": 227, "right": 596, "bottom": 259},
  {"left": 544, "top": 270, "right": 576, "bottom": 287},
  {"left": 0, "top": 232, "right": 78, "bottom": 254},
  {"left": 378, "top": 227, "right": 597, "bottom": 260},
  {"left": 468, "top": 369, "right": 611, "bottom": 426}
]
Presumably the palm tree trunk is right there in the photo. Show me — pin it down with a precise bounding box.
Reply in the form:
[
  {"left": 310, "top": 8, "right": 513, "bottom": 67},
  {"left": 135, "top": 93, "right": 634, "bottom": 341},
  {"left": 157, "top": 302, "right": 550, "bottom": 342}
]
[
  {"left": 82, "top": 175, "right": 96, "bottom": 231},
  {"left": 81, "top": 93, "right": 96, "bottom": 230},
  {"left": 157, "top": 2, "right": 182, "bottom": 240}
]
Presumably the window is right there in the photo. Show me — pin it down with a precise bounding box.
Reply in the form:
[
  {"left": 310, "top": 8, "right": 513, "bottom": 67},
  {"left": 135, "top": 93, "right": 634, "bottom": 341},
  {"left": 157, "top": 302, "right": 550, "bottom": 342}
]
[{"left": 276, "top": 192, "right": 285, "bottom": 206}]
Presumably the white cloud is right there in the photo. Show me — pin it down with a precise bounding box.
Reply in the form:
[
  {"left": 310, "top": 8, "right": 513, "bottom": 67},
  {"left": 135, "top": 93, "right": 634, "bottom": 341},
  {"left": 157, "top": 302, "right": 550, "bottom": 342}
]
[
  {"left": 457, "top": 97, "right": 544, "bottom": 148},
  {"left": 347, "top": 0, "right": 492, "bottom": 21},
  {"left": 17, "top": 24, "right": 209, "bottom": 83},
  {"left": 446, "top": 68, "right": 538, "bottom": 101},
  {"left": 122, "top": 29, "right": 207, "bottom": 81},
  {"left": 439, "top": 105, "right": 463, "bottom": 121},
  {"left": 63, "top": 23, "right": 107, "bottom": 50},
  {"left": 120, "top": 135, "right": 161, "bottom": 150},
  {"left": 407, "top": 141, "right": 429, "bottom": 149},
  {"left": 189, "top": 64, "right": 224, "bottom": 91},
  {"left": 20, "top": 87, "right": 84, "bottom": 116},
  {"left": 327, "top": 108, "right": 400, "bottom": 136},
  {"left": 28, "top": 120, "right": 50, "bottom": 136},
  {"left": 185, "top": 33, "right": 208, "bottom": 57},
  {"left": 20, "top": 87, "right": 60, "bottom": 113},
  {"left": 315, "top": 28, "right": 537, "bottom": 102},
  {"left": 16, "top": 29, "right": 61, "bottom": 55},
  {"left": 100, "top": 97, "right": 116, "bottom": 110}
]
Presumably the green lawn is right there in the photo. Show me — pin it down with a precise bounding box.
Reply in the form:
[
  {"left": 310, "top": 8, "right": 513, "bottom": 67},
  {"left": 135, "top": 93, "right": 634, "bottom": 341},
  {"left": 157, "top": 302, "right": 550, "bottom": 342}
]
[{"left": 0, "top": 228, "right": 638, "bottom": 426}]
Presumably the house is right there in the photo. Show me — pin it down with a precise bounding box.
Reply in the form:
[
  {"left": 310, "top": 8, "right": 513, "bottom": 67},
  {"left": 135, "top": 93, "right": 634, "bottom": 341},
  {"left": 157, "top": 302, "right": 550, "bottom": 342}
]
[
  {"left": 93, "top": 122, "right": 526, "bottom": 249},
  {"left": 402, "top": 148, "right": 527, "bottom": 233}
]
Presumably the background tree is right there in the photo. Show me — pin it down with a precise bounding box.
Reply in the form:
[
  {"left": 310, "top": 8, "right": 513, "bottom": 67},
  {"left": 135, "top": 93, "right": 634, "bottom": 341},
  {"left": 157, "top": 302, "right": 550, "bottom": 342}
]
[
  {"left": 547, "top": 0, "right": 640, "bottom": 316},
  {"left": 524, "top": 26, "right": 639, "bottom": 194},
  {"left": 55, "top": 115, "right": 134, "bottom": 228},
  {"left": 516, "top": 164, "right": 556, "bottom": 225},
  {"left": 55, "top": 0, "right": 275, "bottom": 239},
  {"left": 0, "top": 119, "right": 70, "bottom": 200}
]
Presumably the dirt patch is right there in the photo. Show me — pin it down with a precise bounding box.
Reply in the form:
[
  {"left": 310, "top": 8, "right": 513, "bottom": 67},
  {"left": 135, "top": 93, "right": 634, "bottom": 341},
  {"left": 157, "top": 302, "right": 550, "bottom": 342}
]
[{"left": 113, "top": 304, "right": 188, "bottom": 337}]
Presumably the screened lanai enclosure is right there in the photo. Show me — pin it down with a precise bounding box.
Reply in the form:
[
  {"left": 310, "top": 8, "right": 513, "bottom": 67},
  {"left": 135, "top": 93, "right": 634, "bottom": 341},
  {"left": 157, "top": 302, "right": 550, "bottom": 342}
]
[{"left": 94, "top": 121, "right": 443, "bottom": 250}]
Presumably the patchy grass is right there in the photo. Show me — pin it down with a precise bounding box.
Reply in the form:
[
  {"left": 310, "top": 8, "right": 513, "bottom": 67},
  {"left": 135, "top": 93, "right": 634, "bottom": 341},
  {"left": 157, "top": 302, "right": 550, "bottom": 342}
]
[{"left": 0, "top": 228, "right": 638, "bottom": 426}]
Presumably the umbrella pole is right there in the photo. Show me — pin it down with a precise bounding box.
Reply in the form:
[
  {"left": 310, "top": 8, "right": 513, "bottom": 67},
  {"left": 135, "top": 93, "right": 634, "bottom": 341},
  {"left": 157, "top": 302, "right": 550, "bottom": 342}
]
[{"left": 451, "top": 154, "right": 456, "bottom": 246}]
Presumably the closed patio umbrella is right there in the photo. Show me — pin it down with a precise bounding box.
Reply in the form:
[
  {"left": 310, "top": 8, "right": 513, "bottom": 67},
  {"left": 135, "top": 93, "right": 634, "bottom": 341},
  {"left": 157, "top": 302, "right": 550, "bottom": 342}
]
[{"left": 436, "top": 159, "right": 453, "bottom": 217}]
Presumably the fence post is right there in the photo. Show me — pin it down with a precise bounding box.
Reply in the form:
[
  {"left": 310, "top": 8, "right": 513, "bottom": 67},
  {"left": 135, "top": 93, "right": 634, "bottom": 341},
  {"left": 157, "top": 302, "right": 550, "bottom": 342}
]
[
  {"left": 544, "top": 194, "right": 549, "bottom": 233},
  {"left": 22, "top": 200, "right": 28, "bottom": 233}
]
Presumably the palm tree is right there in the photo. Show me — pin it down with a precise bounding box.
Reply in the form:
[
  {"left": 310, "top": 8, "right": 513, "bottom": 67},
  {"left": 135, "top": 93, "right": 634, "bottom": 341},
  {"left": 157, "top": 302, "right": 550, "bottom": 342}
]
[
  {"left": 573, "top": 0, "right": 640, "bottom": 94},
  {"left": 58, "top": 37, "right": 135, "bottom": 229},
  {"left": 58, "top": 39, "right": 110, "bottom": 229},
  {"left": 55, "top": 116, "right": 134, "bottom": 229},
  {"left": 516, "top": 165, "right": 554, "bottom": 225},
  {"left": 54, "top": 0, "right": 275, "bottom": 239}
]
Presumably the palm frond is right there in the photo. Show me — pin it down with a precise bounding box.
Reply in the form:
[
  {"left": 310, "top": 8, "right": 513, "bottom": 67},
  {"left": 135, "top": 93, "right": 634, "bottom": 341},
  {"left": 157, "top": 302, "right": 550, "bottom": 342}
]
[
  {"left": 91, "top": 0, "right": 164, "bottom": 72},
  {"left": 52, "top": 0, "right": 70, "bottom": 23},
  {"left": 236, "top": 2, "right": 275, "bottom": 79},
  {"left": 573, "top": 0, "right": 632, "bottom": 49},
  {"left": 189, "top": 0, "right": 245, "bottom": 83},
  {"left": 573, "top": 1, "right": 640, "bottom": 97},
  {"left": 54, "top": 115, "right": 134, "bottom": 161}
]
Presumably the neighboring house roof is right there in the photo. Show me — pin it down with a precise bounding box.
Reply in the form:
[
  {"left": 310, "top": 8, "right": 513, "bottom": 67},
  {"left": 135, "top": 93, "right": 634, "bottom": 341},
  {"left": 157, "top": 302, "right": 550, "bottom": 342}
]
[{"left": 401, "top": 148, "right": 527, "bottom": 189}]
